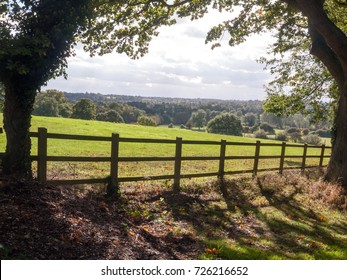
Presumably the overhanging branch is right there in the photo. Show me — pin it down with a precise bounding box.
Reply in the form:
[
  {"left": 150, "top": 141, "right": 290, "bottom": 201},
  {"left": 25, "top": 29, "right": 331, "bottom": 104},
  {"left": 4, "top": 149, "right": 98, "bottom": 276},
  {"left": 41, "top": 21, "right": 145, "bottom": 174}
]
[{"left": 308, "top": 23, "right": 345, "bottom": 87}]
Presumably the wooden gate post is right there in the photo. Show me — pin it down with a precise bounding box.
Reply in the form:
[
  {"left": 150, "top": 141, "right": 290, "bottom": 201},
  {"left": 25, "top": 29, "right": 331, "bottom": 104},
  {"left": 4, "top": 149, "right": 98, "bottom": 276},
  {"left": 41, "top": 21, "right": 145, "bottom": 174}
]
[
  {"left": 173, "top": 137, "right": 182, "bottom": 193},
  {"left": 301, "top": 143, "right": 308, "bottom": 173},
  {"left": 319, "top": 144, "right": 326, "bottom": 168},
  {"left": 108, "top": 133, "right": 120, "bottom": 197},
  {"left": 253, "top": 140, "right": 261, "bottom": 177},
  {"left": 279, "top": 141, "right": 286, "bottom": 175},
  {"left": 218, "top": 140, "right": 227, "bottom": 181},
  {"left": 37, "top": 127, "right": 48, "bottom": 183}
]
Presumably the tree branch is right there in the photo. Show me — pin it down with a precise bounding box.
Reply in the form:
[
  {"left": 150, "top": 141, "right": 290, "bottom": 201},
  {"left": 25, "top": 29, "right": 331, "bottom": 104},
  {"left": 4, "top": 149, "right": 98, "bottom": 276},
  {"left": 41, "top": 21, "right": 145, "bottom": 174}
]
[
  {"left": 308, "top": 23, "right": 345, "bottom": 87},
  {"left": 296, "top": 0, "right": 347, "bottom": 63}
]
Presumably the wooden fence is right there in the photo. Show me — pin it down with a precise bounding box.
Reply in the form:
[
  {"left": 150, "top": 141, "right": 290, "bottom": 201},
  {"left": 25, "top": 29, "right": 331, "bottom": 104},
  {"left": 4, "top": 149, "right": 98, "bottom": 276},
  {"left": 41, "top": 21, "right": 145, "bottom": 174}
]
[{"left": 0, "top": 127, "right": 331, "bottom": 195}]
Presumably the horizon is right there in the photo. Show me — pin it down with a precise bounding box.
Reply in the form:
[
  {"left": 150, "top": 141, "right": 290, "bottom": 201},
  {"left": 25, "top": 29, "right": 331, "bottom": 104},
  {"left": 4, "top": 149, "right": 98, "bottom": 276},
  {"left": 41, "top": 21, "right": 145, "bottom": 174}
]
[{"left": 63, "top": 91, "right": 264, "bottom": 102}]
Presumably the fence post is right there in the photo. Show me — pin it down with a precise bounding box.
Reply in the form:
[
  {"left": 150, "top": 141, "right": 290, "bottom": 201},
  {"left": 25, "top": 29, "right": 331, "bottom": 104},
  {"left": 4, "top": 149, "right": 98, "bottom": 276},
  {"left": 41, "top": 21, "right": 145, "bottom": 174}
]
[
  {"left": 301, "top": 143, "right": 308, "bottom": 173},
  {"left": 173, "top": 137, "right": 182, "bottom": 193},
  {"left": 319, "top": 144, "right": 326, "bottom": 168},
  {"left": 108, "top": 133, "right": 120, "bottom": 197},
  {"left": 37, "top": 127, "right": 47, "bottom": 183},
  {"left": 253, "top": 140, "right": 261, "bottom": 177},
  {"left": 218, "top": 139, "right": 227, "bottom": 181},
  {"left": 279, "top": 141, "right": 286, "bottom": 175}
]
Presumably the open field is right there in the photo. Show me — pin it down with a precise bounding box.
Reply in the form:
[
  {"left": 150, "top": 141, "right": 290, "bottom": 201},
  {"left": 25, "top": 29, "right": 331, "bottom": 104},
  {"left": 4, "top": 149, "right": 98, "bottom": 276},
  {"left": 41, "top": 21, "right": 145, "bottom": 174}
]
[{"left": 0, "top": 114, "right": 331, "bottom": 183}]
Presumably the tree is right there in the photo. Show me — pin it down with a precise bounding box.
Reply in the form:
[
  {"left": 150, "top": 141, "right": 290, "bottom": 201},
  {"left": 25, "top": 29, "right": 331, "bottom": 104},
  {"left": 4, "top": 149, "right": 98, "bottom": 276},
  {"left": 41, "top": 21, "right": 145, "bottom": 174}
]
[
  {"left": 138, "top": 115, "right": 157, "bottom": 127},
  {"left": 191, "top": 109, "right": 206, "bottom": 130},
  {"left": 0, "top": 0, "right": 177, "bottom": 178},
  {"left": 33, "top": 90, "right": 71, "bottom": 117},
  {"left": 96, "top": 110, "right": 124, "bottom": 123},
  {"left": 202, "top": 0, "right": 347, "bottom": 186},
  {"left": 71, "top": 99, "right": 96, "bottom": 120},
  {"left": 243, "top": 112, "right": 258, "bottom": 127},
  {"left": 0, "top": 83, "right": 4, "bottom": 112},
  {"left": 259, "top": 123, "right": 275, "bottom": 134},
  {"left": 207, "top": 113, "right": 243, "bottom": 136}
]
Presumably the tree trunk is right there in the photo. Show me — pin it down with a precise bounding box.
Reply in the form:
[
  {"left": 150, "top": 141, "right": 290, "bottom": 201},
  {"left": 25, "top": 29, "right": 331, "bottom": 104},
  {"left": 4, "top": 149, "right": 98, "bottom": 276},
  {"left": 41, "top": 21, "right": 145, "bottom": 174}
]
[
  {"left": 2, "top": 84, "right": 36, "bottom": 179},
  {"left": 325, "top": 84, "right": 347, "bottom": 186}
]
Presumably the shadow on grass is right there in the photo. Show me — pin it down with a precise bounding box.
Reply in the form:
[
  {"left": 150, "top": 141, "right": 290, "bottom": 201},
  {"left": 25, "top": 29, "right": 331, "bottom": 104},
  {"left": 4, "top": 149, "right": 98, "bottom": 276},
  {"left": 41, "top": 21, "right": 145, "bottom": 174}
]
[
  {"left": 2, "top": 170, "right": 346, "bottom": 260},
  {"left": 155, "top": 172, "right": 347, "bottom": 260}
]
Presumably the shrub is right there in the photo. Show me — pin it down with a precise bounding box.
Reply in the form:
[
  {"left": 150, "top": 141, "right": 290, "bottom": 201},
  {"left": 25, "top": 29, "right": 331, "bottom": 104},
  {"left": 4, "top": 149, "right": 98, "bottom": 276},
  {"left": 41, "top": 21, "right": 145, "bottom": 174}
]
[
  {"left": 96, "top": 110, "right": 124, "bottom": 123},
  {"left": 302, "top": 134, "right": 322, "bottom": 145},
  {"left": 289, "top": 132, "right": 302, "bottom": 143},
  {"left": 302, "top": 128, "right": 310, "bottom": 136},
  {"left": 286, "top": 127, "right": 301, "bottom": 134},
  {"left": 185, "top": 120, "right": 193, "bottom": 129},
  {"left": 137, "top": 115, "right": 157, "bottom": 126},
  {"left": 259, "top": 122, "right": 275, "bottom": 134},
  {"left": 254, "top": 129, "right": 268, "bottom": 139},
  {"left": 168, "top": 123, "right": 174, "bottom": 128},
  {"left": 276, "top": 132, "right": 288, "bottom": 141},
  {"left": 315, "top": 129, "right": 331, "bottom": 138},
  {"left": 207, "top": 113, "right": 243, "bottom": 136},
  {"left": 242, "top": 126, "right": 251, "bottom": 133}
]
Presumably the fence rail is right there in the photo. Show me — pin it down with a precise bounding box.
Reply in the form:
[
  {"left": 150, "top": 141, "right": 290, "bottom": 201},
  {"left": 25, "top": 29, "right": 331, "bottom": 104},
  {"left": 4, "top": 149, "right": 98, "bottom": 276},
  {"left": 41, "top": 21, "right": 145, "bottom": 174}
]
[{"left": 0, "top": 127, "right": 332, "bottom": 195}]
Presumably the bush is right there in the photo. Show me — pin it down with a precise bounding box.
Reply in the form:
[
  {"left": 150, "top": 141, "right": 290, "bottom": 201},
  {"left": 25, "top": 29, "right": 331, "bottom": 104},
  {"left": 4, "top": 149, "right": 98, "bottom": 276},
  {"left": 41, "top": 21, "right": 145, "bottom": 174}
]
[
  {"left": 254, "top": 129, "right": 268, "bottom": 139},
  {"left": 137, "top": 115, "right": 157, "bottom": 126},
  {"left": 242, "top": 126, "right": 251, "bottom": 133},
  {"left": 315, "top": 129, "right": 331, "bottom": 138},
  {"left": 286, "top": 127, "right": 301, "bottom": 134},
  {"left": 302, "top": 128, "right": 310, "bottom": 136},
  {"left": 168, "top": 123, "right": 174, "bottom": 128},
  {"left": 259, "top": 123, "right": 275, "bottom": 134},
  {"left": 207, "top": 113, "right": 243, "bottom": 136},
  {"left": 289, "top": 132, "right": 302, "bottom": 143},
  {"left": 96, "top": 110, "right": 124, "bottom": 123},
  {"left": 185, "top": 120, "right": 193, "bottom": 129},
  {"left": 276, "top": 132, "right": 288, "bottom": 141},
  {"left": 302, "top": 134, "right": 322, "bottom": 145}
]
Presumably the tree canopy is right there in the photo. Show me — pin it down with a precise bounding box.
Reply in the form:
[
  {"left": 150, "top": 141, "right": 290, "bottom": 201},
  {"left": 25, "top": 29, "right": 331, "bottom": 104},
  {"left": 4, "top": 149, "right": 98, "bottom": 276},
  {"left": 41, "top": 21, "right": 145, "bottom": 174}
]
[
  {"left": 207, "top": 112, "right": 243, "bottom": 136},
  {"left": 72, "top": 98, "right": 96, "bottom": 120}
]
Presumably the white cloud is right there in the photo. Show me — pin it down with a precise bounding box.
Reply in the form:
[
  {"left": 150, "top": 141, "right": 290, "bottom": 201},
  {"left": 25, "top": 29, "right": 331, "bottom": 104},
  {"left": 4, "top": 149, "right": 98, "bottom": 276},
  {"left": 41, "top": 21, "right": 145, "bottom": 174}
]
[{"left": 46, "top": 10, "right": 274, "bottom": 100}]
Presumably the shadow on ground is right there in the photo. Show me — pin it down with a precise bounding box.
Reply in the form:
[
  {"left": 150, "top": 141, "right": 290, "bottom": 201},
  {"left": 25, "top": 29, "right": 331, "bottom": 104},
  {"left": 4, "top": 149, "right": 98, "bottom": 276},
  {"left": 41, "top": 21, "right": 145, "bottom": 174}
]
[{"left": 1, "top": 169, "right": 346, "bottom": 260}]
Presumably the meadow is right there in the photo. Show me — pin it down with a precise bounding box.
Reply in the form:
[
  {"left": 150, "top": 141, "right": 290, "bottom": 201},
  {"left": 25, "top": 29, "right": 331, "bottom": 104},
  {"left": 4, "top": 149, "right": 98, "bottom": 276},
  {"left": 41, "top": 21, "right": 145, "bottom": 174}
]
[{"left": 0, "top": 114, "right": 330, "bottom": 183}]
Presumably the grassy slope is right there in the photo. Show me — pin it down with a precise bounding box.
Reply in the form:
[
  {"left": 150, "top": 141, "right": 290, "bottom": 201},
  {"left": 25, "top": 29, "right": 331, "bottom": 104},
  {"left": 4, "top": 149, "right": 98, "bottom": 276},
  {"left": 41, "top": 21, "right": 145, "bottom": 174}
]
[{"left": 0, "top": 114, "right": 330, "bottom": 180}]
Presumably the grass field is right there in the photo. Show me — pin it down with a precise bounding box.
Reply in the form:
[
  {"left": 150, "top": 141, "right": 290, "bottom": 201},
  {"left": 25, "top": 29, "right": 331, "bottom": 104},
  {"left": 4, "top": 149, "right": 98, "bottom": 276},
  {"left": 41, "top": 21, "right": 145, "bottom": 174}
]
[{"left": 0, "top": 114, "right": 331, "bottom": 182}]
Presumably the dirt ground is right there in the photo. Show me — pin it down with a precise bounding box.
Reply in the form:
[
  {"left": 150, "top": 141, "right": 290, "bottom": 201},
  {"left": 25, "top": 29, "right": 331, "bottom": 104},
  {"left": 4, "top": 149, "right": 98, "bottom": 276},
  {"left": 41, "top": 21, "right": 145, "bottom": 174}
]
[{"left": 0, "top": 180, "right": 203, "bottom": 259}]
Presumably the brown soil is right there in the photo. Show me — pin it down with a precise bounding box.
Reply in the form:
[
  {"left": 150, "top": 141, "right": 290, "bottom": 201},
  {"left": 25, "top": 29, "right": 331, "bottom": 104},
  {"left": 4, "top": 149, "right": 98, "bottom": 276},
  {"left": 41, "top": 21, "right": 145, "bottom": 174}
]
[{"left": 0, "top": 180, "right": 203, "bottom": 259}]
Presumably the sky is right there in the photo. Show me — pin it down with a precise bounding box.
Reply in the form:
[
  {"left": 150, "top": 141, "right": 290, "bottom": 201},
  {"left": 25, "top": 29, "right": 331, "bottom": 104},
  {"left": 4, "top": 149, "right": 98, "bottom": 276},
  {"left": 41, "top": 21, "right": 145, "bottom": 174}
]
[{"left": 45, "top": 10, "right": 274, "bottom": 101}]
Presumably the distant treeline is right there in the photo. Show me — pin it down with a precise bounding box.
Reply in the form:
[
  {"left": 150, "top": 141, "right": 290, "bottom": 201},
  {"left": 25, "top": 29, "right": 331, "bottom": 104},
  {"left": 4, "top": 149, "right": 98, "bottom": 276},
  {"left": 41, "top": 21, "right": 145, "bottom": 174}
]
[{"left": 29, "top": 90, "right": 331, "bottom": 136}]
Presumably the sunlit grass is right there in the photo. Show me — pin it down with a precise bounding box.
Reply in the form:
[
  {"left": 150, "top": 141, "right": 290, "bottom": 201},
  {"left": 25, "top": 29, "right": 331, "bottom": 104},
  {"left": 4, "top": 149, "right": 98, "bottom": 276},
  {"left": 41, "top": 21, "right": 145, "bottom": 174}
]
[{"left": 0, "top": 114, "right": 331, "bottom": 181}]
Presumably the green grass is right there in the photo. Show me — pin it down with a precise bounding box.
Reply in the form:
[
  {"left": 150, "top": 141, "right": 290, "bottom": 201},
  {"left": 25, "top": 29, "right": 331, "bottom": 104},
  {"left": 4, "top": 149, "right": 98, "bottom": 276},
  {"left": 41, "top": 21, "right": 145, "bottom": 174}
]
[
  {"left": 0, "top": 114, "right": 330, "bottom": 181},
  {"left": 190, "top": 172, "right": 347, "bottom": 260},
  {"left": 114, "top": 171, "right": 347, "bottom": 260}
]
